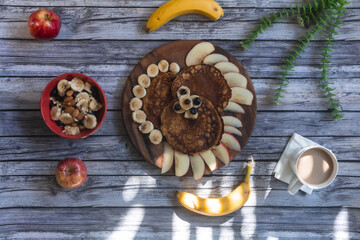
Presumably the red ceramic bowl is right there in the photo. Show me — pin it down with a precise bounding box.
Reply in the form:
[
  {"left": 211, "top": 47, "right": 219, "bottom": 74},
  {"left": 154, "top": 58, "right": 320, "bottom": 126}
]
[{"left": 40, "top": 73, "right": 107, "bottom": 139}]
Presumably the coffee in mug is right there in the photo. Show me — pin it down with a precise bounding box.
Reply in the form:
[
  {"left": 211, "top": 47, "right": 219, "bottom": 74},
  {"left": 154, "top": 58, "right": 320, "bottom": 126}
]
[
  {"left": 297, "top": 148, "right": 334, "bottom": 185},
  {"left": 288, "top": 146, "right": 338, "bottom": 195}
]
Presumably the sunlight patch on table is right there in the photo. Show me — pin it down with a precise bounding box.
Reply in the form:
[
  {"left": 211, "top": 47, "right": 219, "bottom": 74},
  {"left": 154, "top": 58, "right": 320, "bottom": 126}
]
[
  {"left": 172, "top": 212, "right": 190, "bottom": 240},
  {"left": 107, "top": 205, "right": 144, "bottom": 240},
  {"left": 196, "top": 227, "right": 213, "bottom": 239},
  {"left": 334, "top": 208, "right": 349, "bottom": 240},
  {"left": 219, "top": 226, "right": 234, "bottom": 240},
  {"left": 122, "top": 176, "right": 141, "bottom": 202},
  {"left": 241, "top": 171, "right": 256, "bottom": 238}
]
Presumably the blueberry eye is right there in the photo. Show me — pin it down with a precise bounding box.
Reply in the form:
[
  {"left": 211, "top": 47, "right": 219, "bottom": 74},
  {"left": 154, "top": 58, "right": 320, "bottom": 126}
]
[
  {"left": 174, "top": 104, "right": 181, "bottom": 111},
  {"left": 193, "top": 97, "right": 202, "bottom": 106},
  {"left": 190, "top": 108, "right": 198, "bottom": 114},
  {"left": 180, "top": 89, "right": 187, "bottom": 95},
  {"left": 184, "top": 99, "right": 191, "bottom": 105}
]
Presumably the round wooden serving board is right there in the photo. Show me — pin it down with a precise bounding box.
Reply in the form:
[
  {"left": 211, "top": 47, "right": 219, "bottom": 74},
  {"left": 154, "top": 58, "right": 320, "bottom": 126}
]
[{"left": 122, "top": 40, "right": 257, "bottom": 176}]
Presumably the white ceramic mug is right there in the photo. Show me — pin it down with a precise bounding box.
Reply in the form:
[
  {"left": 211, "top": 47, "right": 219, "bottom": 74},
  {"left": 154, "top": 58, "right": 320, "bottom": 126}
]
[{"left": 288, "top": 146, "right": 338, "bottom": 195}]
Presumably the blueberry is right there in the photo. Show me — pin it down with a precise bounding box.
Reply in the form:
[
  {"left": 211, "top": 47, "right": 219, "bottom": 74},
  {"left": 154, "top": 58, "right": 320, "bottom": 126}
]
[
  {"left": 49, "top": 101, "right": 56, "bottom": 108},
  {"left": 79, "top": 119, "right": 84, "bottom": 125},
  {"left": 174, "top": 104, "right": 181, "bottom": 111},
  {"left": 91, "top": 86, "right": 101, "bottom": 101},
  {"left": 193, "top": 97, "right": 202, "bottom": 106},
  {"left": 180, "top": 89, "right": 187, "bottom": 95},
  {"left": 184, "top": 99, "right": 191, "bottom": 105},
  {"left": 50, "top": 88, "right": 58, "bottom": 98},
  {"left": 56, "top": 121, "right": 66, "bottom": 127},
  {"left": 93, "top": 111, "right": 100, "bottom": 118},
  {"left": 190, "top": 108, "right": 198, "bottom": 115},
  {"left": 72, "top": 91, "right": 79, "bottom": 98}
]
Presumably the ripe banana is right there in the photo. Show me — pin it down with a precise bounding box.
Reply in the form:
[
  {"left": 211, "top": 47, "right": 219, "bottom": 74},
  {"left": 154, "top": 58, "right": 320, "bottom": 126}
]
[
  {"left": 145, "top": 0, "right": 224, "bottom": 33},
  {"left": 176, "top": 156, "right": 254, "bottom": 216}
]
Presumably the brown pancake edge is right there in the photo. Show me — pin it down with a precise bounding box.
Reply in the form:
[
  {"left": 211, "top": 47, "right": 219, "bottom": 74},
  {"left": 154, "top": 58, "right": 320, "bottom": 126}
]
[
  {"left": 171, "top": 64, "right": 231, "bottom": 113},
  {"left": 160, "top": 97, "right": 224, "bottom": 155},
  {"left": 142, "top": 72, "right": 176, "bottom": 129}
]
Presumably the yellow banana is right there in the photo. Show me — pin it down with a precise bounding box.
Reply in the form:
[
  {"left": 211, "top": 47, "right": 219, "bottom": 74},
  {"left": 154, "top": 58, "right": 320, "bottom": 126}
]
[
  {"left": 145, "top": 0, "right": 224, "bottom": 33},
  {"left": 176, "top": 156, "right": 254, "bottom": 216}
]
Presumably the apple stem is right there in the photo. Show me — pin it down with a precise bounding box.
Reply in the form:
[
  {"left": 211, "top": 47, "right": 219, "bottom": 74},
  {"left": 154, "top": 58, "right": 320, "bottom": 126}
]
[{"left": 45, "top": 13, "right": 52, "bottom": 21}]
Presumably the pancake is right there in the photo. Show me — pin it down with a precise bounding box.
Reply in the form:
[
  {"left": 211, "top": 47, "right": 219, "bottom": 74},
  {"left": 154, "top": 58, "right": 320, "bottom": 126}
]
[
  {"left": 171, "top": 64, "right": 231, "bottom": 113},
  {"left": 143, "top": 72, "right": 176, "bottom": 129},
  {"left": 161, "top": 97, "right": 223, "bottom": 155}
]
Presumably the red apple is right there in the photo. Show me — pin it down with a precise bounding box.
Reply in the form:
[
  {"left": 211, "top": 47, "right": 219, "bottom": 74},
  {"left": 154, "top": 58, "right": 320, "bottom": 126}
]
[
  {"left": 56, "top": 158, "right": 87, "bottom": 189},
  {"left": 28, "top": 9, "right": 61, "bottom": 40}
]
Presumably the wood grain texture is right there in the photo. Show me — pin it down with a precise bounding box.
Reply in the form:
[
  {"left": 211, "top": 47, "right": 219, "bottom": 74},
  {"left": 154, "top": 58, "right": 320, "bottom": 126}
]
[
  {"left": 0, "top": 207, "right": 359, "bottom": 239},
  {"left": 0, "top": 7, "right": 359, "bottom": 40},
  {"left": 0, "top": 175, "right": 359, "bottom": 208},
  {"left": 0, "top": 0, "right": 359, "bottom": 238},
  {"left": 0, "top": 136, "right": 359, "bottom": 161},
  {"left": 1, "top": 160, "right": 359, "bottom": 176},
  {"left": 2, "top": 111, "right": 360, "bottom": 137},
  {"left": 122, "top": 40, "right": 257, "bottom": 174}
]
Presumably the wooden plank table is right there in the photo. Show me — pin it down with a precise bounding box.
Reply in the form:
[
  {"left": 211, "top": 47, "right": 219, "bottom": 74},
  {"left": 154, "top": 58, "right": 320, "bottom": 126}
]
[{"left": 0, "top": 0, "right": 359, "bottom": 239}]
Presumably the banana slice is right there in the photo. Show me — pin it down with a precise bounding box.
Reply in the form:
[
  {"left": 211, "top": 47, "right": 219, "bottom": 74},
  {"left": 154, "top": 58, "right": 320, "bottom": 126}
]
[
  {"left": 173, "top": 101, "right": 185, "bottom": 114},
  {"left": 77, "top": 99, "right": 89, "bottom": 113},
  {"left": 70, "top": 78, "right": 85, "bottom": 92},
  {"left": 84, "top": 114, "right": 97, "bottom": 129},
  {"left": 138, "top": 74, "right": 151, "bottom": 88},
  {"left": 59, "top": 113, "right": 74, "bottom": 124},
  {"left": 179, "top": 95, "right": 193, "bottom": 110},
  {"left": 50, "top": 106, "right": 61, "bottom": 121},
  {"left": 89, "top": 98, "right": 102, "bottom": 111},
  {"left": 75, "top": 92, "right": 90, "bottom": 103},
  {"left": 57, "top": 79, "right": 71, "bottom": 97},
  {"left": 169, "top": 62, "right": 180, "bottom": 74},
  {"left": 84, "top": 81, "right": 92, "bottom": 93},
  {"left": 132, "top": 85, "right": 146, "bottom": 99},
  {"left": 64, "top": 125, "right": 80, "bottom": 135},
  {"left": 129, "top": 97, "right": 143, "bottom": 111},
  {"left": 149, "top": 129, "right": 163, "bottom": 144},
  {"left": 184, "top": 108, "right": 198, "bottom": 119},
  {"left": 158, "top": 60, "right": 169, "bottom": 72},
  {"left": 147, "top": 64, "right": 159, "bottom": 78},
  {"left": 176, "top": 86, "right": 191, "bottom": 98},
  {"left": 132, "top": 110, "right": 147, "bottom": 123},
  {"left": 139, "top": 121, "right": 154, "bottom": 134},
  {"left": 191, "top": 95, "right": 202, "bottom": 108}
]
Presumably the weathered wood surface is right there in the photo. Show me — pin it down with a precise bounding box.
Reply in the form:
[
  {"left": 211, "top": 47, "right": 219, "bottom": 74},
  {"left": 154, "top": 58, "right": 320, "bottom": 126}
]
[
  {"left": 1, "top": 207, "right": 359, "bottom": 239},
  {"left": 0, "top": 6, "right": 359, "bottom": 40},
  {"left": 2, "top": 111, "right": 360, "bottom": 136},
  {"left": 0, "top": 0, "right": 359, "bottom": 239}
]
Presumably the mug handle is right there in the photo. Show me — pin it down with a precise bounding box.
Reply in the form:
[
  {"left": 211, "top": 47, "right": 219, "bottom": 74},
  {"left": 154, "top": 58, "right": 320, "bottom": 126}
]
[{"left": 288, "top": 175, "right": 303, "bottom": 195}]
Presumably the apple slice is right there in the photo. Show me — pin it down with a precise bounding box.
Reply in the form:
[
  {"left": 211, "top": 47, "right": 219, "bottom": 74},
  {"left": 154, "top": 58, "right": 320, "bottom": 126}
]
[
  {"left": 224, "top": 72, "right": 247, "bottom": 88},
  {"left": 222, "top": 116, "right": 242, "bottom": 128},
  {"left": 212, "top": 143, "right": 230, "bottom": 166},
  {"left": 230, "top": 87, "right": 254, "bottom": 106},
  {"left": 190, "top": 154, "right": 205, "bottom": 180},
  {"left": 221, "top": 133, "right": 241, "bottom": 152},
  {"left": 186, "top": 42, "right": 215, "bottom": 66},
  {"left": 203, "top": 53, "right": 229, "bottom": 65},
  {"left": 224, "top": 102, "right": 245, "bottom": 114},
  {"left": 161, "top": 142, "right": 174, "bottom": 173},
  {"left": 224, "top": 126, "right": 242, "bottom": 137},
  {"left": 175, "top": 151, "right": 190, "bottom": 177},
  {"left": 199, "top": 150, "right": 217, "bottom": 171},
  {"left": 214, "top": 62, "right": 239, "bottom": 74}
]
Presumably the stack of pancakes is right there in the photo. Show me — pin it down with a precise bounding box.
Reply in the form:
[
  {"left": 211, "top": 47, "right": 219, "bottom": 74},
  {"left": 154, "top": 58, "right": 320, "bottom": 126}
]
[{"left": 142, "top": 64, "right": 231, "bottom": 155}]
